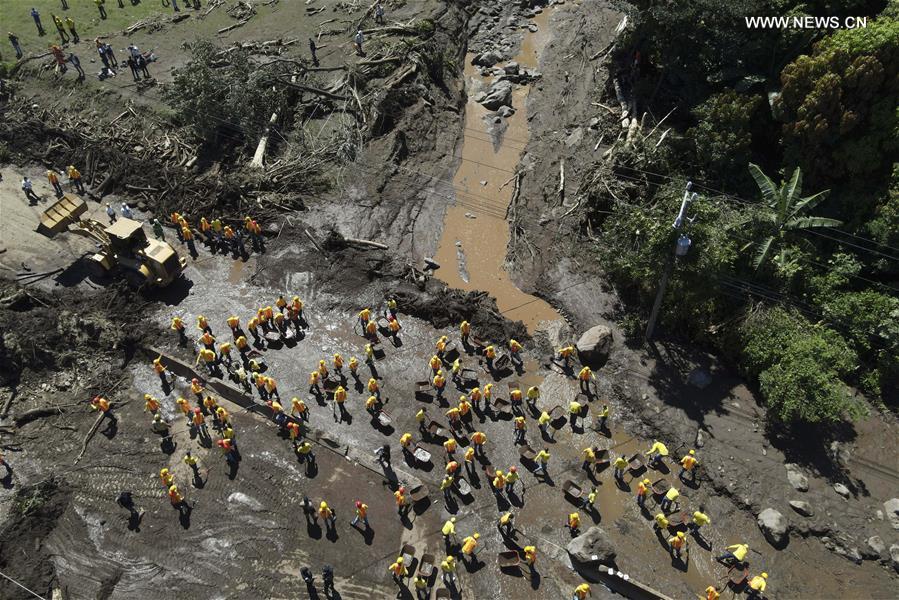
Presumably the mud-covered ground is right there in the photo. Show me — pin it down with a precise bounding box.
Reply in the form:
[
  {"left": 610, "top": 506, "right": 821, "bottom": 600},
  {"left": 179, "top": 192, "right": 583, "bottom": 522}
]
[{"left": 1, "top": 0, "right": 898, "bottom": 599}]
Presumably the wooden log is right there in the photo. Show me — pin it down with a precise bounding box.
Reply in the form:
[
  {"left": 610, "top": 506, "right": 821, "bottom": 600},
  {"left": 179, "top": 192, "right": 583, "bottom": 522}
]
[{"left": 345, "top": 238, "right": 388, "bottom": 250}]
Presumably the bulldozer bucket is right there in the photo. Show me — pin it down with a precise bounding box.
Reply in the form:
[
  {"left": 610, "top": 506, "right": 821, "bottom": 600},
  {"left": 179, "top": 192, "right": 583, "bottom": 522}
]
[{"left": 38, "top": 195, "right": 88, "bottom": 237}]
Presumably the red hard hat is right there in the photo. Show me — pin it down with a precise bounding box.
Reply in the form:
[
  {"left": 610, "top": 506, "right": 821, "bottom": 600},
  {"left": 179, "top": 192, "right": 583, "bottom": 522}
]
[
  {"left": 194, "top": 407, "right": 201, "bottom": 413},
  {"left": 399, "top": 486, "right": 406, "bottom": 494},
  {"left": 356, "top": 501, "right": 362, "bottom": 508},
  {"left": 510, "top": 466, "right": 517, "bottom": 473},
  {"left": 192, "top": 378, "right": 198, "bottom": 384}
]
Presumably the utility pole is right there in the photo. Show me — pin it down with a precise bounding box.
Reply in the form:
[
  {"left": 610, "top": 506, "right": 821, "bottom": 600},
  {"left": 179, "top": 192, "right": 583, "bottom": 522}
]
[{"left": 644, "top": 182, "right": 696, "bottom": 342}]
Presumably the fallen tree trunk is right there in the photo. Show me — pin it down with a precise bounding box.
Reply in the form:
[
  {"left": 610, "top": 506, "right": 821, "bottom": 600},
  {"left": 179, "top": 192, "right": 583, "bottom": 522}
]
[{"left": 345, "top": 238, "right": 388, "bottom": 250}]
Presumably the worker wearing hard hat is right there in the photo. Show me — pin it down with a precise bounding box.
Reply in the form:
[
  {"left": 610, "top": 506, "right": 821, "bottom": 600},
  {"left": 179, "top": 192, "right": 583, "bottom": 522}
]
[
  {"left": 645, "top": 440, "right": 669, "bottom": 467},
  {"left": 680, "top": 449, "right": 699, "bottom": 482},
  {"left": 573, "top": 582, "right": 591, "bottom": 599},
  {"left": 668, "top": 531, "right": 687, "bottom": 559},
  {"left": 716, "top": 543, "right": 750, "bottom": 565},
  {"left": 388, "top": 556, "right": 407, "bottom": 583},
  {"left": 461, "top": 533, "right": 480, "bottom": 564},
  {"left": 747, "top": 572, "right": 768, "bottom": 599}
]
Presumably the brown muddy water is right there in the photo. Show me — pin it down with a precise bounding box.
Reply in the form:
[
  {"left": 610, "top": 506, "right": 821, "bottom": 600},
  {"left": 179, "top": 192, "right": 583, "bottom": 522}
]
[{"left": 434, "top": 9, "right": 558, "bottom": 332}]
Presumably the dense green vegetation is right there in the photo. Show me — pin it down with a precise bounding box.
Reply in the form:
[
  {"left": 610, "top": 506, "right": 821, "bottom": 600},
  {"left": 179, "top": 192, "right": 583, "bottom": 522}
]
[{"left": 591, "top": 0, "right": 898, "bottom": 426}]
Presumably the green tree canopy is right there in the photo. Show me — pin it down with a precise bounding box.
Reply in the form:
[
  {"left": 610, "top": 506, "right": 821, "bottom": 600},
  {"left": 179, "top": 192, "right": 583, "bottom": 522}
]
[{"left": 778, "top": 14, "right": 899, "bottom": 186}]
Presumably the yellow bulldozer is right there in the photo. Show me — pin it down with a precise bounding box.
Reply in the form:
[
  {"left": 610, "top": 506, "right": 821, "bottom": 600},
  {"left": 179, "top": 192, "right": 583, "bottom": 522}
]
[{"left": 38, "top": 195, "right": 187, "bottom": 288}]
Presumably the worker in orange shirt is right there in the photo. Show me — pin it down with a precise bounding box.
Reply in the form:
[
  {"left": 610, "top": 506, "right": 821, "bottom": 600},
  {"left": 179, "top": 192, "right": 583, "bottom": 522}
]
[
  {"left": 433, "top": 370, "right": 446, "bottom": 399},
  {"left": 144, "top": 394, "right": 160, "bottom": 413},
  {"left": 291, "top": 397, "right": 309, "bottom": 421},
  {"left": 394, "top": 486, "right": 410, "bottom": 516},
  {"left": 368, "top": 377, "right": 380, "bottom": 399},
  {"left": 471, "top": 431, "right": 487, "bottom": 458},
  {"left": 171, "top": 316, "right": 187, "bottom": 342},
  {"left": 318, "top": 501, "right": 336, "bottom": 531},
  {"left": 197, "top": 315, "right": 212, "bottom": 334},
  {"left": 443, "top": 437, "right": 457, "bottom": 458},
  {"left": 352, "top": 500, "right": 370, "bottom": 529}
]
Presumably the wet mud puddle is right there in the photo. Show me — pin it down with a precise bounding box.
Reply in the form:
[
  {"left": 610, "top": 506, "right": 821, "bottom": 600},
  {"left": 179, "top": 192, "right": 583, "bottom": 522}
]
[{"left": 433, "top": 9, "right": 558, "bottom": 332}]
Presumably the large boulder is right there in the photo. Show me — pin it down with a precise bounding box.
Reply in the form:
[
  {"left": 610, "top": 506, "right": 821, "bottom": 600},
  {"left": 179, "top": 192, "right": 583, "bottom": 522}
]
[
  {"left": 757, "top": 508, "right": 789, "bottom": 547},
  {"left": 474, "top": 80, "right": 513, "bottom": 110},
  {"left": 884, "top": 498, "right": 899, "bottom": 530},
  {"left": 833, "top": 483, "right": 851, "bottom": 499},
  {"left": 567, "top": 526, "right": 617, "bottom": 566},
  {"left": 890, "top": 544, "right": 899, "bottom": 572},
  {"left": 471, "top": 50, "right": 503, "bottom": 67},
  {"left": 576, "top": 325, "right": 613, "bottom": 367}
]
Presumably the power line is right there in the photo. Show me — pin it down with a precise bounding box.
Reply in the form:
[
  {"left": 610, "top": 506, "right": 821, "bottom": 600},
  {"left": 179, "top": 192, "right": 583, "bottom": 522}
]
[{"left": 0, "top": 570, "right": 48, "bottom": 600}]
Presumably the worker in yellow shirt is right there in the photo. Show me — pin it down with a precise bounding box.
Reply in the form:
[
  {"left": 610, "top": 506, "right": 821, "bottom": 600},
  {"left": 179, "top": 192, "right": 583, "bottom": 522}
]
[
  {"left": 581, "top": 486, "right": 598, "bottom": 512},
  {"left": 413, "top": 574, "right": 428, "bottom": 600},
  {"left": 498, "top": 511, "right": 515, "bottom": 536},
  {"left": 523, "top": 545, "right": 537, "bottom": 569},
  {"left": 526, "top": 385, "right": 540, "bottom": 408},
  {"left": 569, "top": 400, "right": 584, "bottom": 429},
  {"left": 461, "top": 533, "right": 480, "bottom": 564},
  {"left": 415, "top": 407, "right": 428, "bottom": 433},
  {"left": 358, "top": 307, "right": 371, "bottom": 328},
  {"left": 348, "top": 356, "right": 359, "bottom": 377},
  {"left": 595, "top": 403, "right": 610, "bottom": 431},
  {"left": 509, "top": 339, "right": 523, "bottom": 367},
  {"left": 660, "top": 486, "right": 680, "bottom": 512},
  {"left": 613, "top": 455, "right": 628, "bottom": 481},
  {"left": 645, "top": 440, "right": 669, "bottom": 468},
  {"left": 573, "top": 583, "right": 591, "bottom": 600},
  {"left": 653, "top": 512, "right": 670, "bottom": 531},
  {"left": 690, "top": 508, "right": 711, "bottom": 533},
  {"left": 747, "top": 573, "right": 768, "bottom": 599},
  {"left": 450, "top": 358, "right": 462, "bottom": 384},
  {"left": 368, "top": 377, "right": 380, "bottom": 398},
  {"left": 680, "top": 449, "right": 699, "bottom": 482},
  {"left": 441, "top": 517, "right": 458, "bottom": 550},
  {"left": 367, "top": 393, "right": 383, "bottom": 415},
  {"left": 388, "top": 556, "right": 407, "bottom": 584},
  {"left": 440, "top": 476, "right": 454, "bottom": 503},
  {"left": 582, "top": 446, "right": 597, "bottom": 472},
  {"left": 716, "top": 543, "right": 749, "bottom": 565},
  {"left": 440, "top": 555, "right": 457, "bottom": 587},
  {"left": 534, "top": 447, "right": 551, "bottom": 476},
  {"left": 538, "top": 410, "right": 552, "bottom": 437},
  {"left": 668, "top": 531, "right": 687, "bottom": 559},
  {"left": 459, "top": 320, "right": 471, "bottom": 344},
  {"left": 484, "top": 345, "right": 496, "bottom": 371},
  {"left": 568, "top": 511, "right": 581, "bottom": 534}
]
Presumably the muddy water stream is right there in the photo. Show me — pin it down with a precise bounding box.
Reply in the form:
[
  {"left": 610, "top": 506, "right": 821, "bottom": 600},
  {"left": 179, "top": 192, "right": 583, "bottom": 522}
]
[{"left": 433, "top": 10, "right": 558, "bottom": 332}]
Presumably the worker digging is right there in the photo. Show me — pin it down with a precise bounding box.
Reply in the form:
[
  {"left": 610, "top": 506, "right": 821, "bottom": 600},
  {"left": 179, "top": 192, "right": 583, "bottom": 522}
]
[{"left": 1, "top": 1, "right": 894, "bottom": 600}]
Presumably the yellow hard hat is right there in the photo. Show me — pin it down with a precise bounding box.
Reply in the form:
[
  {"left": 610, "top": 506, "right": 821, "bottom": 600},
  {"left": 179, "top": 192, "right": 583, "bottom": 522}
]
[
  {"left": 160, "top": 468, "right": 169, "bottom": 474},
  {"left": 474, "top": 533, "right": 480, "bottom": 539},
  {"left": 397, "top": 557, "right": 404, "bottom": 563},
  {"left": 643, "top": 478, "right": 651, "bottom": 485},
  {"left": 169, "top": 485, "right": 178, "bottom": 492},
  {"left": 689, "top": 449, "right": 696, "bottom": 455},
  {"left": 761, "top": 572, "right": 768, "bottom": 578},
  {"left": 451, "top": 517, "right": 456, "bottom": 523},
  {"left": 677, "top": 531, "right": 685, "bottom": 538},
  {"left": 320, "top": 501, "right": 327, "bottom": 508}
]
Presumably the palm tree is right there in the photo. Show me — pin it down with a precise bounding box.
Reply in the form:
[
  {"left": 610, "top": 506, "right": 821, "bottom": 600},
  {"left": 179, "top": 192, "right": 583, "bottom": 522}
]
[{"left": 745, "top": 163, "right": 842, "bottom": 270}]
